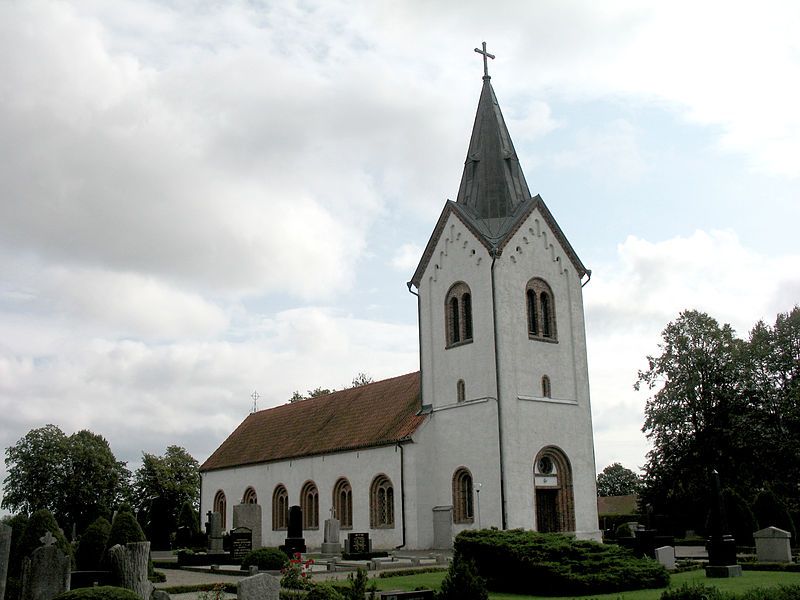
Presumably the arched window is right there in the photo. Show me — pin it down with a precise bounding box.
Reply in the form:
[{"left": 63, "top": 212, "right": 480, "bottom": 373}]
[
  {"left": 525, "top": 278, "right": 557, "bottom": 341},
  {"left": 452, "top": 467, "right": 474, "bottom": 524},
  {"left": 542, "top": 375, "right": 551, "bottom": 398},
  {"left": 213, "top": 490, "right": 227, "bottom": 530},
  {"left": 272, "top": 484, "right": 289, "bottom": 530},
  {"left": 445, "top": 282, "right": 473, "bottom": 347},
  {"left": 332, "top": 478, "right": 353, "bottom": 529},
  {"left": 300, "top": 481, "right": 319, "bottom": 529},
  {"left": 541, "top": 293, "right": 552, "bottom": 338},
  {"left": 462, "top": 293, "right": 472, "bottom": 340},
  {"left": 242, "top": 486, "right": 257, "bottom": 504},
  {"left": 370, "top": 474, "right": 395, "bottom": 528},
  {"left": 457, "top": 379, "right": 465, "bottom": 403},
  {"left": 527, "top": 289, "right": 538, "bottom": 335},
  {"left": 449, "top": 297, "right": 460, "bottom": 343}
]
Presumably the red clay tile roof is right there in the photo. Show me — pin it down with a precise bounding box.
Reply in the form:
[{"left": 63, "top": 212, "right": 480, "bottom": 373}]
[{"left": 200, "top": 372, "right": 424, "bottom": 472}]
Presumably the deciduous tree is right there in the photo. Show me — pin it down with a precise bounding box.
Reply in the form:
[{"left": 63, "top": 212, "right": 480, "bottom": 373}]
[{"left": 596, "top": 463, "right": 641, "bottom": 497}]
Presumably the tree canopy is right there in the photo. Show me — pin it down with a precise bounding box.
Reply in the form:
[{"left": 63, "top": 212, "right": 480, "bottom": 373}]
[
  {"left": 597, "top": 463, "right": 641, "bottom": 497},
  {"left": 131, "top": 445, "right": 199, "bottom": 548},
  {"left": 637, "top": 306, "right": 800, "bottom": 537},
  {"left": 2, "top": 425, "right": 129, "bottom": 532}
]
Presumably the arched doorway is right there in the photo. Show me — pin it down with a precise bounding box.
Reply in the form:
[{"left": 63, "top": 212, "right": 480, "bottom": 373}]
[{"left": 533, "top": 446, "right": 575, "bottom": 533}]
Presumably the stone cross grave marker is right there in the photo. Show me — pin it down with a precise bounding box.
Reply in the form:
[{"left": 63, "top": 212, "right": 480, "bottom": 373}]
[{"left": 21, "top": 532, "right": 70, "bottom": 600}]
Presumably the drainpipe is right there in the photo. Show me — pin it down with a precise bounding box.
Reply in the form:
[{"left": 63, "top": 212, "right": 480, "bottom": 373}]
[
  {"left": 407, "top": 282, "right": 424, "bottom": 408},
  {"left": 395, "top": 442, "right": 407, "bottom": 549},
  {"left": 581, "top": 269, "right": 592, "bottom": 288},
  {"left": 489, "top": 247, "right": 508, "bottom": 530}
]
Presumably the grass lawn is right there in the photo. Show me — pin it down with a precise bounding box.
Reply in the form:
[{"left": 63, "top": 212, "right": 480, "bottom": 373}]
[{"left": 372, "top": 569, "right": 800, "bottom": 600}]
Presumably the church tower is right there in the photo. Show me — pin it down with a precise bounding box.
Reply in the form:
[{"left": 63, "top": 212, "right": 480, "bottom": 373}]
[{"left": 409, "top": 46, "right": 600, "bottom": 543}]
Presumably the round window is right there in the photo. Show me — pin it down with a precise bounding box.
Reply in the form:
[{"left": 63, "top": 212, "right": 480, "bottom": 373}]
[{"left": 537, "top": 456, "right": 554, "bottom": 475}]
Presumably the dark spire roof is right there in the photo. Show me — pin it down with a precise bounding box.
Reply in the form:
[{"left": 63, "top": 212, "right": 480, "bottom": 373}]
[
  {"left": 410, "top": 75, "right": 589, "bottom": 286},
  {"left": 455, "top": 76, "right": 533, "bottom": 242}
]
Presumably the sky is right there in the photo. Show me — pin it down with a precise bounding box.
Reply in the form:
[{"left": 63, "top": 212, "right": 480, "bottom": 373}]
[{"left": 1, "top": 0, "right": 799, "bottom": 511}]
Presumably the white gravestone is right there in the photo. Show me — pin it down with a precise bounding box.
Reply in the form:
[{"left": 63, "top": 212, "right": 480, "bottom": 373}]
[
  {"left": 237, "top": 572, "right": 280, "bottom": 600},
  {"left": 753, "top": 526, "right": 792, "bottom": 563},
  {"left": 654, "top": 546, "right": 676, "bottom": 570},
  {"left": 321, "top": 514, "right": 341, "bottom": 556},
  {"left": 233, "top": 504, "right": 262, "bottom": 550}
]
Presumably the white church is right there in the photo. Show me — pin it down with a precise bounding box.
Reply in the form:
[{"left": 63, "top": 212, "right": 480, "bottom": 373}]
[{"left": 200, "top": 53, "right": 601, "bottom": 549}]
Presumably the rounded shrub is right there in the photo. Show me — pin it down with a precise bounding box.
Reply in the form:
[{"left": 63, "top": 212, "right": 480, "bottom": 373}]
[
  {"left": 240, "top": 547, "right": 289, "bottom": 571},
  {"left": 106, "top": 510, "right": 145, "bottom": 550},
  {"left": 76, "top": 517, "right": 111, "bottom": 570},
  {"left": 19, "top": 509, "right": 72, "bottom": 562},
  {"left": 437, "top": 555, "right": 488, "bottom": 600},
  {"left": 305, "top": 584, "right": 346, "bottom": 600},
  {"left": 54, "top": 586, "right": 141, "bottom": 600},
  {"left": 454, "top": 529, "right": 668, "bottom": 596}
]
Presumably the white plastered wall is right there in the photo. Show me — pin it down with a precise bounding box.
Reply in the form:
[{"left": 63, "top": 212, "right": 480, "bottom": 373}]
[{"left": 200, "top": 444, "right": 406, "bottom": 549}]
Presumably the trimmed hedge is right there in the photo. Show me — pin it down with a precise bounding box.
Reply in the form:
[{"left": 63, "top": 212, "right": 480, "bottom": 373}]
[
  {"left": 660, "top": 583, "right": 800, "bottom": 600},
  {"left": 240, "top": 547, "right": 289, "bottom": 571},
  {"left": 53, "top": 587, "right": 141, "bottom": 600},
  {"left": 455, "top": 529, "right": 669, "bottom": 596}
]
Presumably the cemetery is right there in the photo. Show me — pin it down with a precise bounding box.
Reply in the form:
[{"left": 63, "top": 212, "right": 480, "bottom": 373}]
[{"left": 1, "top": 24, "right": 799, "bottom": 600}]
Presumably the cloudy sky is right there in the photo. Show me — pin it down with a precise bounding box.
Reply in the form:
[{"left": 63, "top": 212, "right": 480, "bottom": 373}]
[{"left": 1, "top": 1, "right": 799, "bottom": 509}]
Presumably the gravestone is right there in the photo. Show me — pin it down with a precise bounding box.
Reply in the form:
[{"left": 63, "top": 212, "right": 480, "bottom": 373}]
[
  {"left": 753, "top": 526, "right": 792, "bottom": 563},
  {"left": 108, "top": 542, "right": 154, "bottom": 600},
  {"left": 21, "top": 532, "right": 70, "bottom": 600},
  {"left": 205, "top": 511, "right": 224, "bottom": 554},
  {"left": 281, "top": 505, "right": 306, "bottom": 555},
  {"left": 233, "top": 503, "right": 262, "bottom": 549},
  {"left": 432, "top": 506, "right": 453, "bottom": 549},
  {"left": 654, "top": 546, "right": 676, "bottom": 570},
  {"left": 321, "top": 511, "right": 341, "bottom": 556},
  {"left": 237, "top": 572, "right": 280, "bottom": 600},
  {"left": 1, "top": 523, "right": 12, "bottom": 600},
  {"left": 705, "top": 470, "right": 742, "bottom": 578},
  {"left": 346, "top": 532, "right": 371, "bottom": 555},
  {"left": 230, "top": 527, "right": 253, "bottom": 562}
]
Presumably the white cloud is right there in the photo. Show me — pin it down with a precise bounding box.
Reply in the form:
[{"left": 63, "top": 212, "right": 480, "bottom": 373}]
[
  {"left": 391, "top": 243, "right": 423, "bottom": 272},
  {"left": 550, "top": 119, "right": 647, "bottom": 183},
  {"left": 586, "top": 229, "right": 800, "bottom": 472}
]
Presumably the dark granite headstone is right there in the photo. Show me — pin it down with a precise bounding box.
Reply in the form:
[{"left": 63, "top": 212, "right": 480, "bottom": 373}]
[
  {"left": 705, "top": 470, "right": 741, "bottom": 577},
  {"left": 231, "top": 527, "right": 253, "bottom": 562},
  {"left": 348, "top": 532, "right": 370, "bottom": 554},
  {"left": 281, "top": 505, "right": 306, "bottom": 555}
]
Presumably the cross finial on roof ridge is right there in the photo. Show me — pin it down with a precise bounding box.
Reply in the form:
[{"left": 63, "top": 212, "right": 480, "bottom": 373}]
[{"left": 474, "top": 41, "right": 495, "bottom": 79}]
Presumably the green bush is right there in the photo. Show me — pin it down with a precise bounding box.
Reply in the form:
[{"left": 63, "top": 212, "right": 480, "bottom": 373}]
[
  {"left": 437, "top": 555, "right": 488, "bottom": 600},
  {"left": 18, "top": 509, "right": 72, "bottom": 564},
  {"left": 76, "top": 517, "right": 111, "bottom": 570},
  {"left": 306, "top": 584, "right": 346, "bottom": 600},
  {"left": 106, "top": 510, "right": 145, "bottom": 550},
  {"left": 739, "top": 586, "right": 800, "bottom": 600},
  {"left": 455, "top": 529, "right": 669, "bottom": 596},
  {"left": 660, "top": 583, "right": 733, "bottom": 600},
  {"left": 53, "top": 587, "right": 141, "bottom": 600},
  {"left": 240, "top": 547, "right": 289, "bottom": 571}
]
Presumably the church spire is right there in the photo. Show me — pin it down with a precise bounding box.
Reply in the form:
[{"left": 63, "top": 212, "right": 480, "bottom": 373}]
[{"left": 456, "top": 44, "right": 532, "bottom": 222}]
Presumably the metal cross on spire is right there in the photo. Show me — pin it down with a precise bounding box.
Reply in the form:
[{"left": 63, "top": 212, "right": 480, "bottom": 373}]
[
  {"left": 474, "top": 41, "right": 495, "bottom": 78},
  {"left": 250, "top": 390, "right": 260, "bottom": 413}
]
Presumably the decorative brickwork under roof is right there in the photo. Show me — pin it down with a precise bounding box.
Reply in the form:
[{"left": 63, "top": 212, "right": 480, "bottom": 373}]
[{"left": 200, "top": 372, "right": 424, "bottom": 472}]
